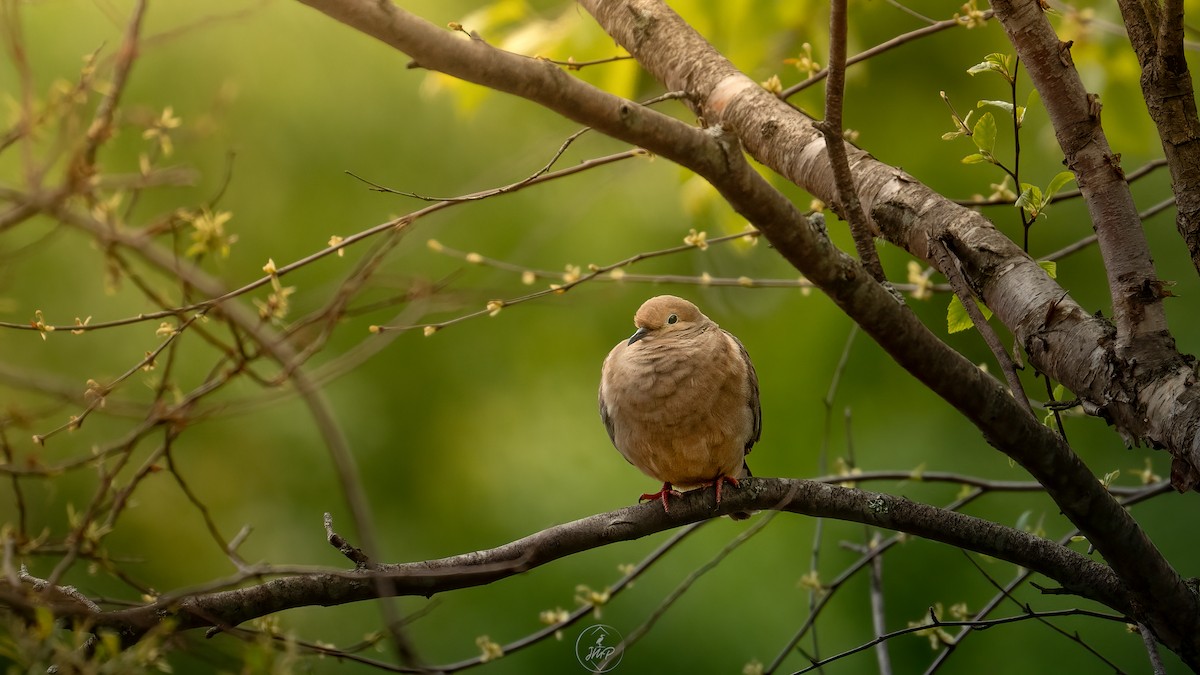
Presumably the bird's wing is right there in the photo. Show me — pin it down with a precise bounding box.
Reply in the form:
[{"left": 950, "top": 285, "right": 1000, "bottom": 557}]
[
  {"left": 598, "top": 388, "right": 617, "bottom": 447},
  {"left": 729, "top": 331, "right": 762, "bottom": 455}
]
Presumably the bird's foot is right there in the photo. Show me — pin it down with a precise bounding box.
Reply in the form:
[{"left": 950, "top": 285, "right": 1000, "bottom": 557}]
[
  {"left": 712, "top": 474, "right": 741, "bottom": 505},
  {"left": 639, "top": 483, "right": 683, "bottom": 513}
]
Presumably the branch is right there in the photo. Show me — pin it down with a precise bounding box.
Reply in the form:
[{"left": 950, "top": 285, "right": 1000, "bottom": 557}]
[
  {"left": 1115, "top": 0, "right": 1200, "bottom": 277},
  {"left": 988, "top": 0, "right": 1200, "bottom": 494},
  {"left": 818, "top": 0, "right": 887, "bottom": 282},
  {"left": 795, "top": 607, "right": 1127, "bottom": 674},
  {"left": 2, "top": 478, "right": 1134, "bottom": 642},
  {"left": 930, "top": 237, "right": 1032, "bottom": 417}
]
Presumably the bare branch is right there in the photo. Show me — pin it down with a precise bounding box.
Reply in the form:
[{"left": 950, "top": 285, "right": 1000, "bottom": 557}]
[
  {"left": 1115, "top": 0, "right": 1200, "bottom": 276},
  {"left": 2, "top": 478, "right": 1134, "bottom": 644},
  {"left": 818, "top": 0, "right": 887, "bottom": 282}
]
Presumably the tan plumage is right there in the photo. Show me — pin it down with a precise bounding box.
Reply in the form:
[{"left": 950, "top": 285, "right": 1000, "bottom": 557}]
[{"left": 599, "top": 295, "right": 761, "bottom": 516}]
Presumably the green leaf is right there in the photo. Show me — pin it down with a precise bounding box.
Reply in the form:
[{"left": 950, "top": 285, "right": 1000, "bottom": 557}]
[
  {"left": 942, "top": 130, "right": 964, "bottom": 141},
  {"left": 1015, "top": 184, "right": 1043, "bottom": 216},
  {"left": 1044, "top": 171, "right": 1075, "bottom": 200},
  {"left": 972, "top": 112, "right": 997, "bottom": 153},
  {"left": 961, "top": 153, "right": 988, "bottom": 164},
  {"left": 977, "top": 99, "right": 1014, "bottom": 115},
  {"left": 1037, "top": 260, "right": 1057, "bottom": 279},
  {"left": 966, "top": 53, "right": 1014, "bottom": 82},
  {"left": 947, "top": 295, "right": 994, "bottom": 333}
]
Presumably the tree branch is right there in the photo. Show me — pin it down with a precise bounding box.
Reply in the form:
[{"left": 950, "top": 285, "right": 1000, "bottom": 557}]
[
  {"left": 818, "top": 0, "right": 887, "bottom": 282},
  {"left": 2, "top": 478, "right": 1135, "bottom": 642},
  {"left": 987, "top": 0, "right": 1200, "bottom": 493},
  {"left": 1115, "top": 0, "right": 1200, "bottom": 277}
]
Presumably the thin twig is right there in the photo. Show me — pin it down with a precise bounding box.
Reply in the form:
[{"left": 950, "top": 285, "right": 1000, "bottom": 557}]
[
  {"left": 1139, "top": 623, "right": 1168, "bottom": 675},
  {"left": 818, "top": 0, "right": 887, "bottom": 283},
  {"left": 781, "top": 12, "right": 994, "bottom": 98},
  {"left": 930, "top": 237, "right": 1034, "bottom": 418},
  {"left": 795, "top": 607, "right": 1127, "bottom": 673}
]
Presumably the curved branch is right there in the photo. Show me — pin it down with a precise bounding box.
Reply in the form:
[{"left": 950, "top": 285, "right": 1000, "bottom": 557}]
[{"left": 3, "top": 478, "right": 1134, "bottom": 641}]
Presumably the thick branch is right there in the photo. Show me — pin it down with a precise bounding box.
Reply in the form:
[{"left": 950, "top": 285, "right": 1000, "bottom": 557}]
[
  {"left": 1116, "top": 0, "right": 1200, "bottom": 277},
  {"left": 3, "top": 478, "right": 1134, "bottom": 641}
]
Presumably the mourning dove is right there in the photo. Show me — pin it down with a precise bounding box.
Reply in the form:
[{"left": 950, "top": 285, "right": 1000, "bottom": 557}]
[{"left": 599, "top": 295, "right": 761, "bottom": 517}]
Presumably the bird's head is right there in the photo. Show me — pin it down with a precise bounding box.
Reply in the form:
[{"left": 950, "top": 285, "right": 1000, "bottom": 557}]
[{"left": 627, "top": 295, "right": 708, "bottom": 345}]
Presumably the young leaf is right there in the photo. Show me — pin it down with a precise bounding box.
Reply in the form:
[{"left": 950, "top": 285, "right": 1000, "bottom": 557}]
[
  {"left": 947, "top": 295, "right": 994, "bottom": 333},
  {"left": 1037, "top": 260, "right": 1057, "bottom": 279},
  {"left": 1015, "top": 184, "right": 1043, "bottom": 217},
  {"left": 967, "top": 53, "right": 1014, "bottom": 82},
  {"left": 972, "top": 112, "right": 997, "bottom": 154},
  {"left": 978, "top": 99, "right": 1014, "bottom": 115},
  {"left": 961, "top": 153, "right": 988, "bottom": 164},
  {"left": 1044, "top": 171, "right": 1075, "bottom": 201}
]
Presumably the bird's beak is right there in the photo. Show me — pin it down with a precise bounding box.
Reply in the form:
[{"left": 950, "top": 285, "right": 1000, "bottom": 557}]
[{"left": 627, "top": 326, "right": 650, "bottom": 345}]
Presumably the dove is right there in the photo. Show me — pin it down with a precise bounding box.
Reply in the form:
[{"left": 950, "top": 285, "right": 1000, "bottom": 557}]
[{"left": 599, "top": 295, "right": 761, "bottom": 517}]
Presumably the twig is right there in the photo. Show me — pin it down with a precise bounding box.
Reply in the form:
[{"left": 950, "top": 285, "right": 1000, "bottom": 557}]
[
  {"left": 325, "top": 513, "right": 371, "bottom": 568},
  {"left": 794, "top": 607, "right": 1127, "bottom": 673},
  {"left": 1139, "top": 623, "right": 1167, "bottom": 675},
  {"left": 868, "top": 534, "right": 892, "bottom": 675},
  {"left": 781, "top": 13, "right": 994, "bottom": 98},
  {"left": 765, "top": 488, "right": 985, "bottom": 674},
  {"left": 540, "top": 53, "right": 633, "bottom": 70},
  {"left": 930, "top": 237, "right": 1034, "bottom": 418},
  {"left": 817, "top": 0, "right": 887, "bottom": 283},
  {"left": 956, "top": 551, "right": 1125, "bottom": 671},
  {"left": 925, "top": 481, "right": 1172, "bottom": 672},
  {"left": 433, "top": 522, "right": 707, "bottom": 672},
  {"left": 71, "top": 0, "right": 148, "bottom": 185},
  {"left": 614, "top": 510, "right": 775, "bottom": 660},
  {"left": 1043, "top": 196, "right": 1176, "bottom": 262}
]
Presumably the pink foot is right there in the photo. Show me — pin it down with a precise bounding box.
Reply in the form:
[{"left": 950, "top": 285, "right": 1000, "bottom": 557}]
[
  {"left": 712, "top": 475, "right": 741, "bottom": 505},
  {"left": 639, "top": 482, "right": 683, "bottom": 513}
]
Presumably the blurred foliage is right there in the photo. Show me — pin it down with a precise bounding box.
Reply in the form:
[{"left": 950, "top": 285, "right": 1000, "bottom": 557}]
[{"left": 1, "top": 0, "right": 1199, "bottom": 673}]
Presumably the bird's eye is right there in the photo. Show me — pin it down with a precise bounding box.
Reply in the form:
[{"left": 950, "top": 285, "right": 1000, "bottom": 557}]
[{"left": 666, "top": 314, "right": 678, "bottom": 325}]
